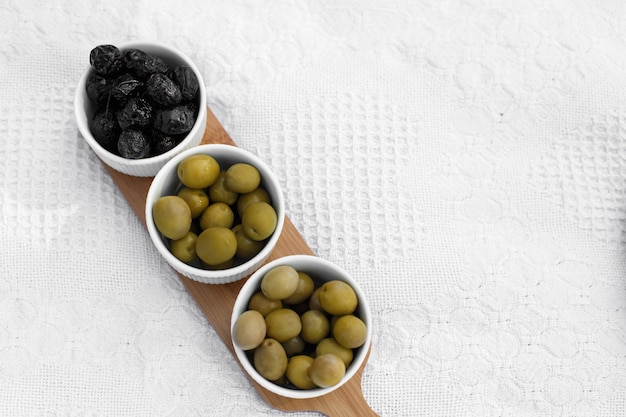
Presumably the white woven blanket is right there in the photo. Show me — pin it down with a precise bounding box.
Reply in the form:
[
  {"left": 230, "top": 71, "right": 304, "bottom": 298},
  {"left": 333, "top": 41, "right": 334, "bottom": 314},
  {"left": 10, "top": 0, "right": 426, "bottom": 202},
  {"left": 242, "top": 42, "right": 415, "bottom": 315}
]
[{"left": 1, "top": 1, "right": 626, "bottom": 416}]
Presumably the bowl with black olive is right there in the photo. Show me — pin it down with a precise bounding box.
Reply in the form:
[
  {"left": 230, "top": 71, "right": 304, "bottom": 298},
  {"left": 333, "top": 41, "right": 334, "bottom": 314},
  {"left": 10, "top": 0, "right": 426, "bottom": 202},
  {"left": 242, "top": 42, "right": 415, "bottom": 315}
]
[
  {"left": 145, "top": 144, "right": 285, "bottom": 284},
  {"left": 74, "top": 41, "right": 207, "bottom": 177},
  {"left": 230, "top": 255, "right": 373, "bottom": 399}
]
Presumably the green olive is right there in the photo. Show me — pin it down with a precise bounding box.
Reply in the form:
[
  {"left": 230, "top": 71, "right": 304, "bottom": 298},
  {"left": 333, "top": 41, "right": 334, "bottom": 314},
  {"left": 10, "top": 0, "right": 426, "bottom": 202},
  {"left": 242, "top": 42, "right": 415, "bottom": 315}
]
[
  {"left": 300, "top": 309, "right": 330, "bottom": 345},
  {"left": 233, "top": 224, "right": 264, "bottom": 260},
  {"left": 208, "top": 171, "right": 239, "bottom": 205},
  {"left": 281, "top": 336, "right": 306, "bottom": 356},
  {"left": 232, "top": 310, "right": 266, "bottom": 351},
  {"left": 225, "top": 163, "right": 261, "bottom": 193},
  {"left": 235, "top": 235, "right": 264, "bottom": 261},
  {"left": 242, "top": 202, "right": 277, "bottom": 241},
  {"left": 309, "top": 353, "right": 345, "bottom": 388},
  {"left": 253, "top": 338, "right": 288, "bottom": 381},
  {"left": 237, "top": 187, "right": 270, "bottom": 218},
  {"left": 272, "top": 374, "right": 288, "bottom": 386},
  {"left": 199, "top": 202, "right": 234, "bottom": 230},
  {"left": 195, "top": 227, "right": 237, "bottom": 266},
  {"left": 286, "top": 355, "right": 316, "bottom": 390},
  {"left": 152, "top": 196, "right": 192, "bottom": 240},
  {"left": 332, "top": 315, "right": 367, "bottom": 349},
  {"left": 315, "top": 338, "right": 353, "bottom": 368},
  {"left": 308, "top": 287, "right": 323, "bottom": 311},
  {"left": 265, "top": 308, "right": 302, "bottom": 343},
  {"left": 170, "top": 231, "right": 198, "bottom": 263},
  {"left": 248, "top": 291, "right": 282, "bottom": 317},
  {"left": 318, "top": 280, "right": 358, "bottom": 316},
  {"left": 202, "top": 257, "right": 236, "bottom": 270},
  {"left": 261, "top": 265, "right": 299, "bottom": 300},
  {"left": 177, "top": 154, "right": 220, "bottom": 189},
  {"left": 282, "top": 272, "right": 315, "bottom": 305},
  {"left": 177, "top": 187, "right": 209, "bottom": 219}
]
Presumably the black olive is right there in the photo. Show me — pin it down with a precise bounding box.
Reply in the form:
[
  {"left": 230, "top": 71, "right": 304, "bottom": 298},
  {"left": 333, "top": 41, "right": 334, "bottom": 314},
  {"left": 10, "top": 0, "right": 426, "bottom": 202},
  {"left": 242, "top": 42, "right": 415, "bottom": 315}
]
[
  {"left": 86, "top": 73, "right": 111, "bottom": 107},
  {"left": 110, "top": 73, "right": 143, "bottom": 107},
  {"left": 116, "top": 97, "right": 153, "bottom": 131},
  {"left": 123, "top": 49, "right": 169, "bottom": 79},
  {"left": 89, "top": 45, "right": 124, "bottom": 76},
  {"left": 90, "top": 111, "right": 120, "bottom": 151},
  {"left": 146, "top": 73, "right": 182, "bottom": 106},
  {"left": 150, "top": 129, "right": 182, "bottom": 156},
  {"left": 153, "top": 104, "right": 196, "bottom": 135},
  {"left": 171, "top": 65, "right": 199, "bottom": 102},
  {"left": 118, "top": 129, "right": 151, "bottom": 159}
]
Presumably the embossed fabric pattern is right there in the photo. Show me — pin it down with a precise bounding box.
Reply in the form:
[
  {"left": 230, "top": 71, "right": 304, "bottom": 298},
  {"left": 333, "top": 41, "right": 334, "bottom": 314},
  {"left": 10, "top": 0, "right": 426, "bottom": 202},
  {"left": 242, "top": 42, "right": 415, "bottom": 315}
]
[{"left": 1, "top": 1, "right": 626, "bottom": 416}]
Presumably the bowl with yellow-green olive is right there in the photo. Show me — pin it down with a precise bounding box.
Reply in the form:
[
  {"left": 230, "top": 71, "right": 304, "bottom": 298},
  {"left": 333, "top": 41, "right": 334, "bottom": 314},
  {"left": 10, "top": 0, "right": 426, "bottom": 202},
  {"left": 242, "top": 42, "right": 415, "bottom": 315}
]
[
  {"left": 230, "top": 254, "right": 372, "bottom": 399},
  {"left": 145, "top": 144, "right": 285, "bottom": 284}
]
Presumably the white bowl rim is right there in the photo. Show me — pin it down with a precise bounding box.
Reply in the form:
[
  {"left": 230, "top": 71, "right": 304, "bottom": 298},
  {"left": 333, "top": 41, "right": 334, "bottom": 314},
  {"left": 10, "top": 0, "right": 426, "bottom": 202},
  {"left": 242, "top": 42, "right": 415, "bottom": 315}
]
[
  {"left": 145, "top": 143, "right": 286, "bottom": 282},
  {"left": 230, "top": 254, "right": 373, "bottom": 399},
  {"left": 74, "top": 40, "right": 207, "bottom": 170}
]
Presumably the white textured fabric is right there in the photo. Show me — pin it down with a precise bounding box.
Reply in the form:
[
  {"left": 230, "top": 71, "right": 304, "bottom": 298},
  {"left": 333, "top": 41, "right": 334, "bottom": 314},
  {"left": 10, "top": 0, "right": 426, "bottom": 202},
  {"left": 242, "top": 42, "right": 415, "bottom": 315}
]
[{"left": 2, "top": 0, "right": 626, "bottom": 416}]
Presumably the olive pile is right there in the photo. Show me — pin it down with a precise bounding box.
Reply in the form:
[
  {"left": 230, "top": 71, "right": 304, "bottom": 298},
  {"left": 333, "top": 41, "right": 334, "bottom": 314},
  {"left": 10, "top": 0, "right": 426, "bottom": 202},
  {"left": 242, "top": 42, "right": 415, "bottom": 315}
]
[
  {"left": 233, "top": 265, "right": 368, "bottom": 390},
  {"left": 152, "top": 153, "right": 278, "bottom": 269},
  {"left": 85, "top": 44, "right": 200, "bottom": 159}
]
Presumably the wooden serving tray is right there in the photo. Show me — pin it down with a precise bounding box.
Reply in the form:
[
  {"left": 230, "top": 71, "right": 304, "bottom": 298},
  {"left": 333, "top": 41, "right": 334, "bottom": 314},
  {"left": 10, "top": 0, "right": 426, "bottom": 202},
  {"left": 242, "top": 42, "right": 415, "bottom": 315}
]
[{"left": 103, "top": 107, "right": 379, "bottom": 417}]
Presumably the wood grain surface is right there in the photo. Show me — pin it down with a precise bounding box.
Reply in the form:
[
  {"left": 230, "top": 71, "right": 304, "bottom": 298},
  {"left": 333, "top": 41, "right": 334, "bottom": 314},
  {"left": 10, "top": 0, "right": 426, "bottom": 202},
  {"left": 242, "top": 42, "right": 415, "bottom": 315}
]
[{"left": 103, "top": 107, "right": 379, "bottom": 417}]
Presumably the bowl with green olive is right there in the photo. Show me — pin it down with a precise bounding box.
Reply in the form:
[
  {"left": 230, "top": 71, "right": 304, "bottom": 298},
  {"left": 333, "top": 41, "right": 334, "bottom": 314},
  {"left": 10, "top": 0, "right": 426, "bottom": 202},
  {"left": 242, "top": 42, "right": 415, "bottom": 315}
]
[
  {"left": 145, "top": 144, "right": 285, "bottom": 284},
  {"left": 230, "top": 255, "right": 372, "bottom": 399}
]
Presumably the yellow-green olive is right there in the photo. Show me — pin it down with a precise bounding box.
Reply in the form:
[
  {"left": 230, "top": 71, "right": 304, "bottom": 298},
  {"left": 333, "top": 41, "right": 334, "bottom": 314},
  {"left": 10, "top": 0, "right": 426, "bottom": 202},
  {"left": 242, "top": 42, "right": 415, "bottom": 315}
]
[
  {"left": 282, "top": 272, "right": 315, "bottom": 305},
  {"left": 202, "top": 257, "right": 236, "bottom": 270},
  {"left": 233, "top": 224, "right": 264, "bottom": 260},
  {"left": 309, "top": 353, "right": 345, "bottom": 388},
  {"left": 286, "top": 355, "right": 316, "bottom": 390},
  {"left": 332, "top": 314, "right": 367, "bottom": 349},
  {"left": 300, "top": 309, "right": 330, "bottom": 345},
  {"left": 177, "top": 187, "right": 209, "bottom": 219},
  {"left": 253, "top": 338, "right": 288, "bottom": 381},
  {"left": 195, "top": 227, "right": 237, "bottom": 266},
  {"left": 281, "top": 336, "right": 306, "bottom": 356},
  {"left": 265, "top": 308, "right": 302, "bottom": 343},
  {"left": 318, "top": 280, "right": 358, "bottom": 316},
  {"left": 208, "top": 171, "right": 239, "bottom": 205},
  {"left": 199, "top": 202, "right": 234, "bottom": 230},
  {"left": 248, "top": 291, "right": 282, "bottom": 317},
  {"left": 170, "top": 231, "right": 198, "bottom": 263},
  {"left": 225, "top": 163, "right": 261, "bottom": 193},
  {"left": 242, "top": 202, "right": 277, "bottom": 241},
  {"left": 237, "top": 187, "right": 270, "bottom": 218},
  {"left": 308, "top": 287, "right": 323, "bottom": 311},
  {"left": 177, "top": 154, "right": 220, "bottom": 189},
  {"left": 315, "top": 338, "right": 353, "bottom": 368},
  {"left": 152, "top": 195, "right": 192, "bottom": 240},
  {"left": 261, "top": 265, "right": 299, "bottom": 300},
  {"left": 232, "top": 310, "right": 266, "bottom": 351}
]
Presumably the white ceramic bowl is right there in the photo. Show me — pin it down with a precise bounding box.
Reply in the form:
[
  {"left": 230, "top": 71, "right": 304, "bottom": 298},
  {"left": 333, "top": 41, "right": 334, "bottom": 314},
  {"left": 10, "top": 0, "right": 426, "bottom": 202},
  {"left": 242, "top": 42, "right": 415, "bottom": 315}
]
[
  {"left": 74, "top": 41, "right": 207, "bottom": 177},
  {"left": 230, "top": 255, "right": 373, "bottom": 399},
  {"left": 146, "top": 144, "right": 285, "bottom": 284}
]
